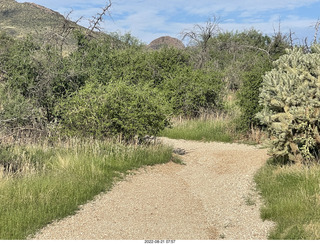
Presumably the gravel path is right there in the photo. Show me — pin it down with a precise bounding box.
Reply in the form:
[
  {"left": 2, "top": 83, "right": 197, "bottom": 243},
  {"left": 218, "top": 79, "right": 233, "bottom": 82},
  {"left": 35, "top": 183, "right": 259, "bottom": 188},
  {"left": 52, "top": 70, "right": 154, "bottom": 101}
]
[{"left": 32, "top": 138, "right": 274, "bottom": 240}]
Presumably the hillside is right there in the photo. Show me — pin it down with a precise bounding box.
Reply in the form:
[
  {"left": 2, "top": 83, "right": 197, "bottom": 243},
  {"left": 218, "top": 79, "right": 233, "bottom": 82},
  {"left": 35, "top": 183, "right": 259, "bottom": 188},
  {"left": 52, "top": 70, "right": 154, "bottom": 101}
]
[{"left": 0, "top": 0, "right": 85, "bottom": 50}]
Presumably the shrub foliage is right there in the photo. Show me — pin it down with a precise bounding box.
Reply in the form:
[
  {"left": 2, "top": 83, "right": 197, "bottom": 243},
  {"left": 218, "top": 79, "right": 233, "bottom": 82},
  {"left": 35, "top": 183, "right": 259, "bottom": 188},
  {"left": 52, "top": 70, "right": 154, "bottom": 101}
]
[
  {"left": 0, "top": 25, "right": 291, "bottom": 141},
  {"left": 56, "top": 81, "right": 171, "bottom": 141}
]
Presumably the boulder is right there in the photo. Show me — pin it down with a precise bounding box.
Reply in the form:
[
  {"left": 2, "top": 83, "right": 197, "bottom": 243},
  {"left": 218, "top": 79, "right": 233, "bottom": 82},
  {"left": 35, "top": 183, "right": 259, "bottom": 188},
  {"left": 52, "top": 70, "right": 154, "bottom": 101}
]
[{"left": 148, "top": 36, "right": 185, "bottom": 50}]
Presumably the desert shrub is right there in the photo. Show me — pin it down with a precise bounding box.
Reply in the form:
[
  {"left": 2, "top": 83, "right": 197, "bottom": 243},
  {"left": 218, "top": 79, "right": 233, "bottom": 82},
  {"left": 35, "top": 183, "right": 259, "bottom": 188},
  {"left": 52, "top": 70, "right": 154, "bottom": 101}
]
[
  {"left": 70, "top": 32, "right": 126, "bottom": 85},
  {"left": 56, "top": 80, "right": 171, "bottom": 141},
  {"left": 107, "top": 47, "right": 154, "bottom": 85},
  {"left": 256, "top": 45, "right": 320, "bottom": 164},
  {"left": 0, "top": 84, "right": 43, "bottom": 130},
  {"left": 236, "top": 59, "right": 272, "bottom": 131},
  {"left": 148, "top": 47, "right": 191, "bottom": 86},
  {"left": 160, "top": 67, "right": 223, "bottom": 117},
  {"left": 0, "top": 36, "right": 39, "bottom": 97},
  {"left": 147, "top": 47, "right": 223, "bottom": 117},
  {"left": 69, "top": 31, "right": 152, "bottom": 87},
  {"left": 68, "top": 33, "right": 221, "bottom": 118},
  {"left": 104, "top": 46, "right": 191, "bottom": 88},
  {"left": 0, "top": 35, "right": 81, "bottom": 122}
]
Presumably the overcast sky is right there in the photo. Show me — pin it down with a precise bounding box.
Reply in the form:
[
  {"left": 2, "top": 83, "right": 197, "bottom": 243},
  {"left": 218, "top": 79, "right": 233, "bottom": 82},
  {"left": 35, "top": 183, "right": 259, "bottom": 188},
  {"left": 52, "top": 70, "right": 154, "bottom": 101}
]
[{"left": 17, "top": 0, "right": 320, "bottom": 45}]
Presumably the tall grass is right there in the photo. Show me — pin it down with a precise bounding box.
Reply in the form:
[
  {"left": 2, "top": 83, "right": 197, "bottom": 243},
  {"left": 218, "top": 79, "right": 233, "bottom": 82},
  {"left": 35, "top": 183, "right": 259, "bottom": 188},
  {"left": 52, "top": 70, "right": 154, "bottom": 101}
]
[
  {"left": 161, "top": 113, "right": 238, "bottom": 143},
  {"left": 255, "top": 162, "right": 320, "bottom": 240},
  {"left": 0, "top": 138, "right": 172, "bottom": 239}
]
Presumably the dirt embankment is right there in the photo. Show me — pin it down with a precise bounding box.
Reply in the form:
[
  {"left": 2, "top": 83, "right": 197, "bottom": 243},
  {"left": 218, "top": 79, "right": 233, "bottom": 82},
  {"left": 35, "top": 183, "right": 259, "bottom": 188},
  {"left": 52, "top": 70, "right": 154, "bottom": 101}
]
[{"left": 32, "top": 138, "right": 274, "bottom": 240}]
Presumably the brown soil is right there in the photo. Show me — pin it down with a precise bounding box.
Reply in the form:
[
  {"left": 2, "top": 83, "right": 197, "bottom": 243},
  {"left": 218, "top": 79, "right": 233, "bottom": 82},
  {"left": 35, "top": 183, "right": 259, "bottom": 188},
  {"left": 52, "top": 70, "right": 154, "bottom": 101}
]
[{"left": 31, "top": 138, "right": 274, "bottom": 240}]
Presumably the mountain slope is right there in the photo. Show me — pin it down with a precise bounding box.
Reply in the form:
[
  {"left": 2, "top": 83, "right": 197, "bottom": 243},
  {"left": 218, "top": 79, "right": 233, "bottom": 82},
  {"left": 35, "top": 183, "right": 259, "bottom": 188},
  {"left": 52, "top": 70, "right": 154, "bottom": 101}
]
[{"left": 0, "top": 0, "right": 84, "bottom": 50}]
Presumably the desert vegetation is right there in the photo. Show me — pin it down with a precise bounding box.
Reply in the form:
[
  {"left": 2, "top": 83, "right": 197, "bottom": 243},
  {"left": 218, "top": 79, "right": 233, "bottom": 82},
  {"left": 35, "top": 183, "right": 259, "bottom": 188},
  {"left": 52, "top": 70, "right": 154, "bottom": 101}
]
[
  {"left": 2, "top": 0, "right": 320, "bottom": 239},
  {"left": 254, "top": 40, "right": 320, "bottom": 240},
  {"left": 0, "top": 139, "right": 172, "bottom": 239}
]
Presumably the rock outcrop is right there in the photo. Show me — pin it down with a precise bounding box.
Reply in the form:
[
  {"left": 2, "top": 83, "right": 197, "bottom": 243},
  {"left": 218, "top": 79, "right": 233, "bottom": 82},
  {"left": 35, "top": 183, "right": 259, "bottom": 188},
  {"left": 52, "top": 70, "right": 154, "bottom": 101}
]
[{"left": 148, "top": 36, "right": 185, "bottom": 50}]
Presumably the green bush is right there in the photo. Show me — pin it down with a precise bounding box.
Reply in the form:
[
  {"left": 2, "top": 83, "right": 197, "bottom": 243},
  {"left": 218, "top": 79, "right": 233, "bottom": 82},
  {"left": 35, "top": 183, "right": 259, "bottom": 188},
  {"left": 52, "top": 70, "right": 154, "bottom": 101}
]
[
  {"left": 1, "top": 36, "right": 39, "bottom": 97},
  {"left": 256, "top": 45, "right": 320, "bottom": 164},
  {"left": 148, "top": 47, "right": 191, "bottom": 86},
  {"left": 236, "top": 60, "right": 271, "bottom": 131},
  {"left": 56, "top": 81, "right": 171, "bottom": 141},
  {"left": 160, "top": 67, "right": 223, "bottom": 116},
  {"left": 0, "top": 84, "right": 43, "bottom": 129},
  {"left": 69, "top": 31, "right": 151, "bottom": 86},
  {"left": 0, "top": 35, "right": 80, "bottom": 122}
]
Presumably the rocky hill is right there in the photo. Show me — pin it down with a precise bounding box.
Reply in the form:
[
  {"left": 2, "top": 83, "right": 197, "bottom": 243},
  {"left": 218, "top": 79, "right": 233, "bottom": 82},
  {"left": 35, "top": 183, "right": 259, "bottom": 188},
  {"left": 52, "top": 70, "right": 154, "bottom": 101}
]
[
  {"left": 0, "top": 0, "right": 85, "bottom": 51},
  {"left": 0, "top": 1, "right": 185, "bottom": 52},
  {"left": 148, "top": 36, "right": 185, "bottom": 50}
]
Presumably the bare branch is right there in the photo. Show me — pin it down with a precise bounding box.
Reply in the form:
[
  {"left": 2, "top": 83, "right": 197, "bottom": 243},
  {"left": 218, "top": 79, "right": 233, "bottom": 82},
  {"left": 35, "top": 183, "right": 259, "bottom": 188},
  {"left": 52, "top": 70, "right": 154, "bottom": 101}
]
[
  {"left": 181, "top": 16, "right": 220, "bottom": 48},
  {"left": 0, "top": 118, "right": 19, "bottom": 123},
  {"left": 0, "top": 117, "right": 30, "bottom": 124},
  {"left": 42, "top": 9, "right": 84, "bottom": 54},
  {"left": 303, "top": 37, "right": 310, "bottom": 53},
  {"left": 180, "top": 15, "right": 220, "bottom": 68},
  {"left": 240, "top": 45, "right": 271, "bottom": 57},
  {"left": 87, "top": 0, "right": 112, "bottom": 37},
  {"left": 313, "top": 19, "right": 320, "bottom": 45}
]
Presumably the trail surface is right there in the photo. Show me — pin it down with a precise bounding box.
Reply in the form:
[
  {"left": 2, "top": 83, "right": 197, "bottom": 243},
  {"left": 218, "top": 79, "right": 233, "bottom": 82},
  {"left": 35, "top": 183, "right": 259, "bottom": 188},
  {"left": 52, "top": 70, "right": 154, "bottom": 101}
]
[{"left": 32, "top": 138, "right": 274, "bottom": 240}]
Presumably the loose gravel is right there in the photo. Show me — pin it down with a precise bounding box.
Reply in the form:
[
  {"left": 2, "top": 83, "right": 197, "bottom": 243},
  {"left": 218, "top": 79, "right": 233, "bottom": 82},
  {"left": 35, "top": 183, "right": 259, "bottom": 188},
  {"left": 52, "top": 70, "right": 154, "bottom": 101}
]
[{"left": 31, "top": 138, "right": 274, "bottom": 240}]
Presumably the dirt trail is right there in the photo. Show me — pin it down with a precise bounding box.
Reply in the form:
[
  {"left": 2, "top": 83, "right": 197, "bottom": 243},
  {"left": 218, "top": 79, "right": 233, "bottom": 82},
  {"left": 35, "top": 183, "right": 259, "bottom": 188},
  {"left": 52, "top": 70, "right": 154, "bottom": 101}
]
[{"left": 32, "top": 138, "right": 274, "bottom": 240}]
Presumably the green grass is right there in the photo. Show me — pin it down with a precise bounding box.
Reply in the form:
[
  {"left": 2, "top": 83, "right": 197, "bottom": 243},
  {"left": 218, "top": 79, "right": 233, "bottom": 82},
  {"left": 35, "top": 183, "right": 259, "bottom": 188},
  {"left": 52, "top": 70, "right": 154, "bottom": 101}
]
[
  {"left": 255, "top": 161, "right": 320, "bottom": 240},
  {"left": 161, "top": 117, "right": 237, "bottom": 143},
  {"left": 0, "top": 139, "right": 172, "bottom": 239}
]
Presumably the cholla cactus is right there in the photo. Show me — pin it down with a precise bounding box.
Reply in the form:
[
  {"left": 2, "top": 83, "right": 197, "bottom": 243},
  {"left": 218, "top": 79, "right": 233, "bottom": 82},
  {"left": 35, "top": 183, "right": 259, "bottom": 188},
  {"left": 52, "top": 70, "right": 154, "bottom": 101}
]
[{"left": 256, "top": 45, "right": 320, "bottom": 164}]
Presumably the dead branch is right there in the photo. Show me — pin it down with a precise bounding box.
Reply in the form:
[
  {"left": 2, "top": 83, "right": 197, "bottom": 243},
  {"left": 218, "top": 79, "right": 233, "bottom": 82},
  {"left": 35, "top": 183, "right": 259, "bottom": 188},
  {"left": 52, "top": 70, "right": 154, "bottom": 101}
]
[
  {"left": 288, "top": 29, "right": 297, "bottom": 48},
  {"left": 43, "top": 9, "right": 83, "bottom": 54},
  {"left": 86, "top": 0, "right": 112, "bottom": 37},
  {"left": 181, "top": 16, "right": 220, "bottom": 68},
  {"left": 313, "top": 19, "right": 320, "bottom": 45},
  {"left": 181, "top": 16, "right": 220, "bottom": 49},
  {"left": 240, "top": 45, "right": 271, "bottom": 58},
  {"left": 0, "top": 118, "right": 20, "bottom": 123}
]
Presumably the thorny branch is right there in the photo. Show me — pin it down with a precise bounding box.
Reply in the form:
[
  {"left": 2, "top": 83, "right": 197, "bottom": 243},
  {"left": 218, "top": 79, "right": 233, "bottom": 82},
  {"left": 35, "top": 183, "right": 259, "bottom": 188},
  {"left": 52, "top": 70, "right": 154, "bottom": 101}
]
[{"left": 87, "top": 0, "right": 112, "bottom": 37}]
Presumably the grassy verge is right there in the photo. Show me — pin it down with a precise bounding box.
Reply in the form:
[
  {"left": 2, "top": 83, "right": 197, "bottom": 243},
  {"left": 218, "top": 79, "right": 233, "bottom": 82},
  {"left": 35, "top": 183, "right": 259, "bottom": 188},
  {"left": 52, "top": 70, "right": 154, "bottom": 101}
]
[
  {"left": 255, "top": 161, "right": 320, "bottom": 240},
  {"left": 0, "top": 139, "right": 172, "bottom": 239},
  {"left": 160, "top": 116, "right": 237, "bottom": 143}
]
